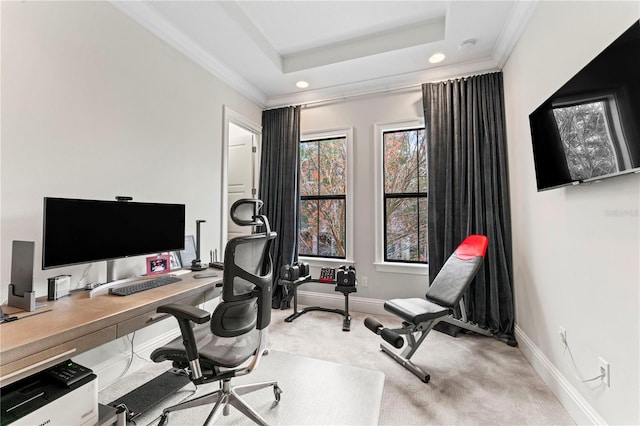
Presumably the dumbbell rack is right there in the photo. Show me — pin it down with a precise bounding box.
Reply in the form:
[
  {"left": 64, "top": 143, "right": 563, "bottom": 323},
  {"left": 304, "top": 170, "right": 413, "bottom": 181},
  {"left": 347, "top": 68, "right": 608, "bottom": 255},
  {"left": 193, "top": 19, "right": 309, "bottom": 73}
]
[{"left": 281, "top": 276, "right": 356, "bottom": 332}]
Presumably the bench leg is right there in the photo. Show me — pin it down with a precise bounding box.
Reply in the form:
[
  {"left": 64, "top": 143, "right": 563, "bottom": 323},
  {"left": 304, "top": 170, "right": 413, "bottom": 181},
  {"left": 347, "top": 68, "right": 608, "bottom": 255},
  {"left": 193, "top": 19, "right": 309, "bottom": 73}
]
[
  {"left": 380, "top": 343, "right": 430, "bottom": 383},
  {"left": 378, "top": 320, "right": 437, "bottom": 383}
]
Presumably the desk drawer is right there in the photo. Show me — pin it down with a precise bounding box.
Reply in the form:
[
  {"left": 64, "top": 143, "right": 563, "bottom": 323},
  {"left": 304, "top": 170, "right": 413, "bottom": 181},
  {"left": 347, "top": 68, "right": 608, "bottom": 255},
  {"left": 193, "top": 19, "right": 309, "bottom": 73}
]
[
  {"left": 0, "top": 325, "right": 116, "bottom": 387},
  {"left": 116, "top": 293, "right": 205, "bottom": 337}
]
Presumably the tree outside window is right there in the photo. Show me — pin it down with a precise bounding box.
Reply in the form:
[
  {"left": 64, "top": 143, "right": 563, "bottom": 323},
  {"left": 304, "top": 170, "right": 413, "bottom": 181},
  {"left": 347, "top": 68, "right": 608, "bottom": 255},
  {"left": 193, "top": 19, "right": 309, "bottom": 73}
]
[
  {"left": 383, "top": 128, "right": 427, "bottom": 263},
  {"left": 299, "top": 137, "right": 346, "bottom": 258},
  {"left": 552, "top": 100, "right": 620, "bottom": 181}
]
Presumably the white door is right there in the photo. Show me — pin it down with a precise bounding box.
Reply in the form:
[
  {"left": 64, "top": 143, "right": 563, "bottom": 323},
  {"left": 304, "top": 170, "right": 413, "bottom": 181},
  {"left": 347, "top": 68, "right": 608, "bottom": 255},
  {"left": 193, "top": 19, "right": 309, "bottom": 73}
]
[{"left": 227, "top": 122, "right": 259, "bottom": 240}]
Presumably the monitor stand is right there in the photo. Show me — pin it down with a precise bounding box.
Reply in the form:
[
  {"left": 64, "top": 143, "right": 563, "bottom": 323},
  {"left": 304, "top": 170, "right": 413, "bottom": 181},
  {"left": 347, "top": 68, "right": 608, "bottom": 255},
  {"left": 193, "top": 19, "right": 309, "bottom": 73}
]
[
  {"left": 8, "top": 284, "right": 46, "bottom": 312},
  {"left": 89, "top": 260, "right": 140, "bottom": 298}
]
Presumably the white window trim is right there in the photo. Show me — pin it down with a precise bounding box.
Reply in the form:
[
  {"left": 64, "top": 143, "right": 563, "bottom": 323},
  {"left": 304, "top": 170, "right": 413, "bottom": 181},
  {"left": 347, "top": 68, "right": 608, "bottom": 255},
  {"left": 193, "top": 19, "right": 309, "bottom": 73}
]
[
  {"left": 373, "top": 119, "right": 429, "bottom": 276},
  {"left": 299, "top": 127, "right": 354, "bottom": 267}
]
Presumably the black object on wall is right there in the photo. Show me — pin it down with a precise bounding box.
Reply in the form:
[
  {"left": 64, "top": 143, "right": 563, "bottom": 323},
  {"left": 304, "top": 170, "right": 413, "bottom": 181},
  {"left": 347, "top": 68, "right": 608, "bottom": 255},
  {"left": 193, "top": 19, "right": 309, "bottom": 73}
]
[
  {"left": 259, "top": 106, "right": 301, "bottom": 309},
  {"left": 422, "top": 72, "right": 515, "bottom": 341},
  {"left": 529, "top": 20, "right": 640, "bottom": 191}
]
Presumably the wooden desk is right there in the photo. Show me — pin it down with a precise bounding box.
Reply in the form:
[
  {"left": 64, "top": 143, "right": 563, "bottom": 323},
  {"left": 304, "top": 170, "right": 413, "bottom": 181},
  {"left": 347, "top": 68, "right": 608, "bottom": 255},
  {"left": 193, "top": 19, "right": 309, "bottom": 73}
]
[{"left": 0, "top": 272, "right": 222, "bottom": 387}]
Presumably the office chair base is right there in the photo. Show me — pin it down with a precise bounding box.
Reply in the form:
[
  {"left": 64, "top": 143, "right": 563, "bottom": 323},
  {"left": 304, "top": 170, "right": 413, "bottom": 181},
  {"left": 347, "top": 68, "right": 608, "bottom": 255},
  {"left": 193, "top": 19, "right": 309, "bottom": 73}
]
[
  {"left": 159, "top": 378, "right": 281, "bottom": 426},
  {"left": 380, "top": 343, "right": 430, "bottom": 383}
]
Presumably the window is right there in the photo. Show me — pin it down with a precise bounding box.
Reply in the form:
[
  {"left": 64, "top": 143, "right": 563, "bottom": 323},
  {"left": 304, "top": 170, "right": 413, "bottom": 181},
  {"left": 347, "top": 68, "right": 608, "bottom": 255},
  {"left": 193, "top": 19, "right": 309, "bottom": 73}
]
[
  {"left": 383, "top": 128, "right": 427, "bottom": 262},
  {"left": 299, "top": 129, "right": 353, "bottom": 262},
  {"left": 374, "top": 120, "right": 427, "bottom": 274}
]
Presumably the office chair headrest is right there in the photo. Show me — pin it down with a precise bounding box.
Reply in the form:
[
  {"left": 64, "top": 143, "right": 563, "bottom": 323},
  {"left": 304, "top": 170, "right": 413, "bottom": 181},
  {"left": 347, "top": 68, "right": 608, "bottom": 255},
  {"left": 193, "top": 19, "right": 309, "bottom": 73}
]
[{"left": 230, "top": 199, "right": 268, "bottom": 229}]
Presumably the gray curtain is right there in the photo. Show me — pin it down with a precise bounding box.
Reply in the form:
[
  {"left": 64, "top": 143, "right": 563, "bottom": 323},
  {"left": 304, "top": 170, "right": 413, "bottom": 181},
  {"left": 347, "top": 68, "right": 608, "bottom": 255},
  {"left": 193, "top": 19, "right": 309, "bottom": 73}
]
[
  {"left": 259, "top": 106, "right": 301, "bottom": 309},
  {"left": 422, "top": 72, "right": 515, "bottom": 342}
]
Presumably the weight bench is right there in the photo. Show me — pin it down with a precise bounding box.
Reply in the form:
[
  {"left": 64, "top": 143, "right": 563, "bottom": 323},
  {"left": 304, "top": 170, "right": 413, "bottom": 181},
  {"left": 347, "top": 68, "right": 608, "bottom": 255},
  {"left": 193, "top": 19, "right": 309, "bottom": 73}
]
[{"left": 365, "top": 235, "right": 498, "bottom": 383}]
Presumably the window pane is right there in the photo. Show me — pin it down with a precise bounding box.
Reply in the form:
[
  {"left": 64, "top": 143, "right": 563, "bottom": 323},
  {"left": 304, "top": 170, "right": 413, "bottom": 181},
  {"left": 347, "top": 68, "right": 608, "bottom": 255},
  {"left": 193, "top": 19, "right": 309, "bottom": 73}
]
[
  {"left": 386, "top": 197, "right": 420, "bottom": 261},
  {"left": 299, "top": 200, "right": 318, "bottom": 256},
  {"left": 319, "top": 138, "right": 346, "bottom": 195},
  {"left": 318, "top": 199, "right": 345, "bottom": 257},
  {"left": 300, "top": 141, "right": 318, "bottom": 196},
  {"left": 418, "top": 129, "right": 427, "bottom": 192},
  {"left": 384, "top": 130, "right": 419, "bottom": 194},
  {"left": 418, "top": 197, "right": 428, "bottom": 262}
]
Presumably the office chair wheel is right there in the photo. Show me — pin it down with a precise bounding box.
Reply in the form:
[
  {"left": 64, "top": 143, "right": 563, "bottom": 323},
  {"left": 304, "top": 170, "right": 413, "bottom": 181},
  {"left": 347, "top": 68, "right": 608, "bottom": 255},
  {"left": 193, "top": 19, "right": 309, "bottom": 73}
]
[{"left": 273, "top": 384, "right": 282, "bottom": 403}]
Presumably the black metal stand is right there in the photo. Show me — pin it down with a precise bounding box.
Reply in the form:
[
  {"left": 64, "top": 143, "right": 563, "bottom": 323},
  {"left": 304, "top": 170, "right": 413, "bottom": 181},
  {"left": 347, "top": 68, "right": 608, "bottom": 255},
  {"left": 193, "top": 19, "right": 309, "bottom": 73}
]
[{"left": 282, "top": 277, "right": 357, "bottom": 332}]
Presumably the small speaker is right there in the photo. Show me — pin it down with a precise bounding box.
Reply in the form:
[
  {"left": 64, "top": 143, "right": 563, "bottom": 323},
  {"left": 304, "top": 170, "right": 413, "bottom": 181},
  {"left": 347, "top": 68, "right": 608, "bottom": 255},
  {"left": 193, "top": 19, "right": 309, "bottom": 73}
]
[{"left": 48, "top": 275, "right": 71, "bottom": 300}]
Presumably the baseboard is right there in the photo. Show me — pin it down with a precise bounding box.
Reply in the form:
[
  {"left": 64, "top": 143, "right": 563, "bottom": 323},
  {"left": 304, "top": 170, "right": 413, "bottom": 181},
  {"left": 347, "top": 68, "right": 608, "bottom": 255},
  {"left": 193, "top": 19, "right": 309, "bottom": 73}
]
[
  {"left": 296, "top": 290, "right": 386, "bottom": 316},
  {"left": 514, "top": 324, "right": 606, "bottom": 425},
  {"left": 91, "top": 328, "right": 181, "bottom": 392}
]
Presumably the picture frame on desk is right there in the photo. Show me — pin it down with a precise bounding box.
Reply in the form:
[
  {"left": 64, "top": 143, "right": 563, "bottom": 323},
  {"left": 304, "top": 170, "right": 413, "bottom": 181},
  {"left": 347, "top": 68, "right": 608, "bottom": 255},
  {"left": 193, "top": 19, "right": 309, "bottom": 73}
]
[
  {"left": 169, "top": 251, "right": 181, "bottom": 269},
  {"left": 146, "top": 254, "right": 171, "bottom": 275}
]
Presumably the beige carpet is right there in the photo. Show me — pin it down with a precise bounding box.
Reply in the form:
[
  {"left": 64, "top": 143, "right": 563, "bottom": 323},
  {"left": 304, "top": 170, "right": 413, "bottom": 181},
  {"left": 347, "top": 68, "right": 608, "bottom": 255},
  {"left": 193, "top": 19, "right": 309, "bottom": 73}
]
[
  {"left": 268, "top": 307, "right": 574, "bottom": 425},
  {"left": 101, "top": 306, "right": 574, "bottom": 425}
]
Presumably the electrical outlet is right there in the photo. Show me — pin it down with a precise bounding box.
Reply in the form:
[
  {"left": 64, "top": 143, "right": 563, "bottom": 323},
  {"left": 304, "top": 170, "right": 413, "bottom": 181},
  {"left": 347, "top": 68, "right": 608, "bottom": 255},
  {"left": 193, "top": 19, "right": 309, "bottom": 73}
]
[
  {"left": 558, "top": 327, "right": 567, "bottom": 345},
  {"left": 361, "top": 276, "right": 368, "bottom": 287},
  {"left": 599, "top": 357, "right": 610, "bottom": 387}
]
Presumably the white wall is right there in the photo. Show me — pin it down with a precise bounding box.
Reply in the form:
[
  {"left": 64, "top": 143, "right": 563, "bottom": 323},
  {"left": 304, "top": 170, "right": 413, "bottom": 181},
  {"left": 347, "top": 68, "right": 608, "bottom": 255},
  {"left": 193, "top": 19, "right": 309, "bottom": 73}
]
[
  {"left": 503, "top": 2, "right": 640, "bottom": 424},
  {"left": 1, "top": 1, "right": 261, "bottom": 386},
  {"left": 300, "top": 89, "right": 429, "bottom": 302}
]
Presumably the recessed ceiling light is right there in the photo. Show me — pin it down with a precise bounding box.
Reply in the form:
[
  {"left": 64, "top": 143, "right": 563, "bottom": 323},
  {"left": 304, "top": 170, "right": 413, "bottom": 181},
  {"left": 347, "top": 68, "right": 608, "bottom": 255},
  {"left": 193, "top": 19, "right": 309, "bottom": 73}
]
[
  {"left": 429, "top": 53, "right": 446, "bottom": 64},
  {"left": 296, "top": 81, "right": 309, "bottom": 89}
]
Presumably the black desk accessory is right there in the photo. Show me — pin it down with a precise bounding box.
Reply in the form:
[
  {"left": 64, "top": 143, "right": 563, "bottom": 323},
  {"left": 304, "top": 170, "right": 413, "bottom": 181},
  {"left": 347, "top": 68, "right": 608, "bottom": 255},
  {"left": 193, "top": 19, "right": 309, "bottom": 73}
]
[
  {"left": 1, "top": 308, "right": 53, "bottom": 324},
  {"left": 209, "top": 249, "right": 224, "bottom": 269},
  {"left": 194, "top": 271, "right": 218, "bottom": 279},
  {"left": 190, "top": 219, "right": 207, "bottom": 271}
]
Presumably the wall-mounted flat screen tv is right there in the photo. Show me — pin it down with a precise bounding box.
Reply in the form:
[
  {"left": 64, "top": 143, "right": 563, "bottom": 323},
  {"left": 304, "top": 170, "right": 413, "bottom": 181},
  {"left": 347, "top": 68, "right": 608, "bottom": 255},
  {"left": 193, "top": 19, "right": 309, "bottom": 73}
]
[
  {"left": 43, "top": 197, "right": 185, "bottom": 269},
  {"left": 529, "top": 20, "right": 640, "bottom": 191}
]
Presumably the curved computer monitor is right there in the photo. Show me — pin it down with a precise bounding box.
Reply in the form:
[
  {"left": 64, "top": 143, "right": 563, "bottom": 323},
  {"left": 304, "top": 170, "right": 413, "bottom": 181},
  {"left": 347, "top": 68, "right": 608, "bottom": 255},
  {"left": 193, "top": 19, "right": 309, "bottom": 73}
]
[{"left": 42, "top": 197, "right": 186, "bottom": 269}]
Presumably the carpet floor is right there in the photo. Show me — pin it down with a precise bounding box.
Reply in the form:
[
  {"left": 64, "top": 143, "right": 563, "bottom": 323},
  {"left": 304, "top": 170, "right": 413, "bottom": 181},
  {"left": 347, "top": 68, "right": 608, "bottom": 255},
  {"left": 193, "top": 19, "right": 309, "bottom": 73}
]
[
  {"left": 267, "top": 307, "right": 574, "bottom": 426},
  {"left": 100, "top": 305, "right": 575, "bottom": 425}
]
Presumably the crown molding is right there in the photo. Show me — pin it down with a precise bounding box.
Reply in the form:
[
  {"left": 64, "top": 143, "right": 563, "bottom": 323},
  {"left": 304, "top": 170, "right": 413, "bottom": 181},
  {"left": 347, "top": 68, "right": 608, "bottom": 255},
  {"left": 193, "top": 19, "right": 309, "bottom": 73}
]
[
  {"left": 492, "top": 0, "right": 539, "bottom": 68},
  {"left": 265, "top": 58, "right": 501, "bottom": 108},
  {"left": 109, "top": 1, "right": 535, "bottom": 110},
  {"left": 109, "top": 1, "right": 267, "bottom": 107}
]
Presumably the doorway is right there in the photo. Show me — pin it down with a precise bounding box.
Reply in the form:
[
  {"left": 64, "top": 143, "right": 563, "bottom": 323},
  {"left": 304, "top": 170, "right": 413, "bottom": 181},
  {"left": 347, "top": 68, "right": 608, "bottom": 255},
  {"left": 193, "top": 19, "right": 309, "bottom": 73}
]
[{"left": 221, "top": 106, "right": 262, "bottom": 253}]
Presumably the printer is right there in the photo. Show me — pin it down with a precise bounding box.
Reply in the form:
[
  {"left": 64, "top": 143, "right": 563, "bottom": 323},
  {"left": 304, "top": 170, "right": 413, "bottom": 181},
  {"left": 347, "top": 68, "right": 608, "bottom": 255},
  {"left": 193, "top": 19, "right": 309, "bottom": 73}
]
[{"left": 0, "top": 361, "right": 98, "bottom": 426}]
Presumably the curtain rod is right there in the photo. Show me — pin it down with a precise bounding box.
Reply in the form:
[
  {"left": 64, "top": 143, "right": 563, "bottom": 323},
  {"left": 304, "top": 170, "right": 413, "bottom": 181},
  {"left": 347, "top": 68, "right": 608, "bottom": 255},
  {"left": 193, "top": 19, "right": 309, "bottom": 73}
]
[
  {"left": 267, "top": 69, "right": 500, "bottom": 111},
  {"left": 297, "top": 84, "right": 422, "bottom": 110}
]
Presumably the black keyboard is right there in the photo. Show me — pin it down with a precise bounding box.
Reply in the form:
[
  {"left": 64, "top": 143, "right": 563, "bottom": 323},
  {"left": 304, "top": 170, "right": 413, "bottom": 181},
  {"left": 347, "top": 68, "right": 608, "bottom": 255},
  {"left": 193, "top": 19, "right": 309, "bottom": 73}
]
[{"left": 109, "top": 276, "right": 182, "bottom": 296}]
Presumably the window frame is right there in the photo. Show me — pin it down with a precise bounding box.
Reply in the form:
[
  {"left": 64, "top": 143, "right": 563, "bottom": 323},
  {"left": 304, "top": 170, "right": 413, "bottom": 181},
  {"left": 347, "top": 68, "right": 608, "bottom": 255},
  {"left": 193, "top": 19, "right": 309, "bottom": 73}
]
[
  {"left": 374, "top": 119, "right": 428, "bottom": 275},
  {"left": 299, "top": 127, "right": 354, "bottom": 267}
]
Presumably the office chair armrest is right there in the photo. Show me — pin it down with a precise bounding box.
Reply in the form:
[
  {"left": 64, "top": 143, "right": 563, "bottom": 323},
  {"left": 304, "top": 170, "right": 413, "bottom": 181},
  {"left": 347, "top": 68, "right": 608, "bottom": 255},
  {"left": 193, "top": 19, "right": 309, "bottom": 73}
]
[
  {"left": 157, "top": 303, "right": 210, "bottom": 380},
  {"left": 158, "top": 303, "right": 211, "bottom": 324}
]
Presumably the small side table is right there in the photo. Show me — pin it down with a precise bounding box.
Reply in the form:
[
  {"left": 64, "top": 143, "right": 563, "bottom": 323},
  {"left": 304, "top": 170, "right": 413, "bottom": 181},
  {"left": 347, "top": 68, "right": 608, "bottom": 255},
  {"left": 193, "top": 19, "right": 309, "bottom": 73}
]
[{"left": 281, "top": 277, "right": 357, "bottom": 331}]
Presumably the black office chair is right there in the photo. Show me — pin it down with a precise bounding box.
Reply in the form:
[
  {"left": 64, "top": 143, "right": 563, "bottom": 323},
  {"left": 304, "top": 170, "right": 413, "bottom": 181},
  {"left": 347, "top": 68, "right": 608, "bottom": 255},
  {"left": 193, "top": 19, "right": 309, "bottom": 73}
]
[
  {"left": 150, "top": 199, "right": 280, "bottom": 425},
  {"left": 365, "top": 235, "right": 492, "bottom": 383}
]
